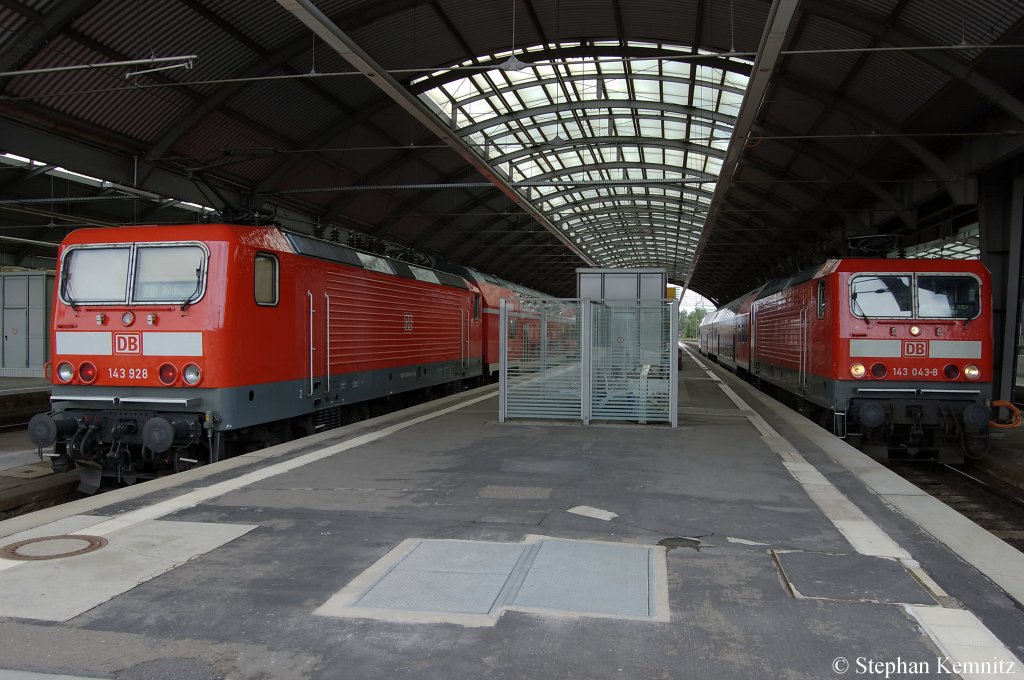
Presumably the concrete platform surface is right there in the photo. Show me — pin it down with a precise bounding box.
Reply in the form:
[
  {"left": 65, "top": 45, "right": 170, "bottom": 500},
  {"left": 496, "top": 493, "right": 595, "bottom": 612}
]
[{"left": 0, "top": 354, "right": 1021, "bottom": 680}]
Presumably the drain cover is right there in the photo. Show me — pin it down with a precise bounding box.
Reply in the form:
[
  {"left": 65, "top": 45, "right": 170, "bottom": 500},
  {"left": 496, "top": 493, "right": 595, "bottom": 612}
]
[{"left": 0, "top": 534, "right": 108, "bottom": 561}]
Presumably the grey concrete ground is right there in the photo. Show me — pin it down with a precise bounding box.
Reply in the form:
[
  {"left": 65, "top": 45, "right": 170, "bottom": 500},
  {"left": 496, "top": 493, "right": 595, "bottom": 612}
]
[{"left": 0, "top": 360, "right": 1021, "bottom": 680}]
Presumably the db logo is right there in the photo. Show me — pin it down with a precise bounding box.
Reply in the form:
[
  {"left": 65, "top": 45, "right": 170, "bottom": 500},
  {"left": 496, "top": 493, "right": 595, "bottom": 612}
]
[
  {"left": 902, "top": 340, "right": 928, "bottom": 357},
  {"left": 114, "top": 333, "right": 142, "bottom": 355}
]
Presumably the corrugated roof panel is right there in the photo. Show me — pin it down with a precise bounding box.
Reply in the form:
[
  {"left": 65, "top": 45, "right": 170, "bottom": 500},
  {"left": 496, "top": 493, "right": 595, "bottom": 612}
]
[
  {"left": 844, "top": 49, "right": 949, "bottom": 124},
  {"left": 784, "top": 15, "right": 871, "bottom": 92},
  {"left": 226, "top": 77, "right": 341, "bottom": 145},
  {"left": 171, "top": 111, "right": 284, "bottom": 172},
  {"left": 0, "top": 8, "right": 30, "bottom": 56},
  {"left": 6, "top": 35, "right": 195, "bottom": 145},
  {"left": 900, "top": 0, "right": 1019, "bottom": 62},
  {"left": 347, "top": 9, "right": 467, "bottom": 75},
  {"left": 698, "top": 1, "right": 772, "bottom": 53}
]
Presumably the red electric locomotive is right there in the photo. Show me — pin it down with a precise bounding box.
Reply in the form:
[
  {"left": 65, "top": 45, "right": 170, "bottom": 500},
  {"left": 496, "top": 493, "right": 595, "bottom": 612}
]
[
  {"left": 28, "top": 223, "right": 537, "bottom": 492},
  {"left": 699, "top": 258, "right": 992, "bottom": 461}
]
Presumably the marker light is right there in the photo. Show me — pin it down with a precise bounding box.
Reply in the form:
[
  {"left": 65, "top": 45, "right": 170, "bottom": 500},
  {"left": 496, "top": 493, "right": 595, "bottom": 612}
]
[
  {"left": 182, "top": 364, "right": 202, "bottom": 385},
  {"left": 944, "top": 364, "right": 960, "bottom": 380},
  {"left": 850, "top": 363, "right": 866, "bottom": 379},
  {"left": 870, "top": 363, "right": 887, "bottom": 379},
  {"left": 964, "top": 365, "right": 980, "bottom": 381},
  {"left": 158, "top": 363, "right": 178, "bottom": 385},
  {"left": 79, "top": 362, "right": 97, "bottom": 384},
  {"left": 909, "top": 325, "right": 921, "bottom": 336},
  {"left": 121, "top": 311, "right": 135, "bottom": 326},
  {"left": 56, "top": 362, "right": 74, "bottom": 383}
]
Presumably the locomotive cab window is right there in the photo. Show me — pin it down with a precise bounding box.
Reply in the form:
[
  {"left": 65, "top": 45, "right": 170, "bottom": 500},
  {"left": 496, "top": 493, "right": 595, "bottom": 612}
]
[
  {"left": 61, "top": 246, "right": 131, "bottom": 304},
  {"left": 132, "top": 245, "right": 207, "bottom": 303},
  {"left": 254, "top": 253, "right": 279, "bottom": 306},
  {"left": 816, "top": 280, "right": 826, "bottom": 319},
  {"left": 917, "top": 275, "right": 980, "bottom": 319},
  {"left": 850, "top": 275, "right": 913, "bottom": 318},
  {"left": 61, "top": 243, "right": 208, "bottom": 306}
]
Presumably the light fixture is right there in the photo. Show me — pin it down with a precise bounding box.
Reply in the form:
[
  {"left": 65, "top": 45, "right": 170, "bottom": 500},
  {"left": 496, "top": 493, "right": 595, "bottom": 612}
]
[
  {"left": 123, "top": 58, "right": 194, "bottom": 79},
  {"left": 909, "top": 325, "right": 921, "bottom": 336}
]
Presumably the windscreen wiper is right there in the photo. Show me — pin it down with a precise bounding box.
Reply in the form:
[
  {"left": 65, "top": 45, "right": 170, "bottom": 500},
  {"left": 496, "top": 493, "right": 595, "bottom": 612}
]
[
  {"left": 180, "top": 268, "right": 202, "bottom": 311},
  {"left": 60, "top": 268, "right": 78, "bottom": 311}
]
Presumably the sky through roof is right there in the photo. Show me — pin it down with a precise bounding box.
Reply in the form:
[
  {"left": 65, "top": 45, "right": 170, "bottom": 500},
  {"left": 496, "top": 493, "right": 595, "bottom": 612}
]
[{"left": 416, "top": 42, "right": 751, "bottom": 283}]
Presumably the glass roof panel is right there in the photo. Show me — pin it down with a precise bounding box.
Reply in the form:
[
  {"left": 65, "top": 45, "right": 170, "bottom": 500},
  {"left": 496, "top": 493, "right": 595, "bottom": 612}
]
[{"left": 417, "top": 42, "right": 751, "bottom": 281}]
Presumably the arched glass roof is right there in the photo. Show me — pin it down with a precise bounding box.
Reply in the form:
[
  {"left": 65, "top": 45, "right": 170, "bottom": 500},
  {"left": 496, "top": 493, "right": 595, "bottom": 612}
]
[{"left": 415, "top": 42, "right": 751, "bottom": 281}]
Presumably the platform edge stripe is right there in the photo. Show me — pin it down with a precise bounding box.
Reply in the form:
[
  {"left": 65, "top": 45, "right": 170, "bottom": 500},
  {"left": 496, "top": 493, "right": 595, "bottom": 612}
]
[
  {"left": 699, "top": 349, "right": 1024, "bottom": 608},
  {"left": 11, "top": 391, "right": 495, "bottom": 544},
  {"left": 904, "top": 605, "right": 1024, "bottom": 678}
]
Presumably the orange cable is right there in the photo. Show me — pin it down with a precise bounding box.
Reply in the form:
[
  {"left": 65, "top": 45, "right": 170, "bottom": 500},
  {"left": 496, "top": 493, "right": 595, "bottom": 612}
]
[{"left": 989, "top": 400, "right": 1023, "bottom": 429}]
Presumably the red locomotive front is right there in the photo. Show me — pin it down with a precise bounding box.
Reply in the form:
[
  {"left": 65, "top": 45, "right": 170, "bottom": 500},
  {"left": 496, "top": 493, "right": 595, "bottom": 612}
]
[
  {"left": 831, "top": 259, "right": 992, "bottom": 459},
  {"left": 700, "top": 257, "right": 993, "bottom": 462}
]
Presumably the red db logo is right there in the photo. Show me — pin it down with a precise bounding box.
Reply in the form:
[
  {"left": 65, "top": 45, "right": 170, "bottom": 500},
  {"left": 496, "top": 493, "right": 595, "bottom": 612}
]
[
  {"left": 114, "top": 333, "right": 141, "bottom": 355},
  {"left": 902, "top": 340, "right": 927, "bottom": 357}
]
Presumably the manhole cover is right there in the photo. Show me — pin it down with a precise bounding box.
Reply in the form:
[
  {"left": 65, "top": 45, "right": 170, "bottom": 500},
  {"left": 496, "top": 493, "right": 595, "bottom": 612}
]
[{"left": 0, "top": 534, "right": 108, "bottom": 561}]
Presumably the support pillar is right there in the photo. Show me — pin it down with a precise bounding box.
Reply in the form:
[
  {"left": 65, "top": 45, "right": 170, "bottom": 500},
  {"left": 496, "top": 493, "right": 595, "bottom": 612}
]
[{"left": 978, "top": 162, "right": 1024, "bottom": 403}]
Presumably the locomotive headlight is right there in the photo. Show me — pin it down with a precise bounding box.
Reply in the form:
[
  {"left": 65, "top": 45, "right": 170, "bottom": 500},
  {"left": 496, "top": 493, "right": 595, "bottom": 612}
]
[
  {"left": 121, "top": 311, "right": 135, "bottom": 326},
  {"left": 964, "top": 364, "right": 980, "bottom": 381},
  {"left": 182, "top": 364, "right": 202, "bottom": 385},
  {"left": 909, "top": 325, "right": 921, "bottom": 336},
  {"left": 850, "top": 363, "right": 866, "bottom": 379},
  {"left": 56, "top": 362, "right": 74, "bottom": 383}
]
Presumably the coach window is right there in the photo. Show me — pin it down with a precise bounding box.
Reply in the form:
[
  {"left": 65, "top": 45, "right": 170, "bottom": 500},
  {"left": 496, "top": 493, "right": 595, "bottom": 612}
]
[
  {"left": 816, "top": 280, "right": 826, "bottom": 319},
  {"left": 473, "top": 294, "right": 481, "bottom": 320},
  {"left": 254, "top": 254, "right": 279, "bottom": 306}
]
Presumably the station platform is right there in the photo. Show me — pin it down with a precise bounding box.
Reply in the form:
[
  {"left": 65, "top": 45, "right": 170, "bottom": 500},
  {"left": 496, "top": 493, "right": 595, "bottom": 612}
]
[{"left": 0, "top": 352, "right": 1022, "bottom": 679}]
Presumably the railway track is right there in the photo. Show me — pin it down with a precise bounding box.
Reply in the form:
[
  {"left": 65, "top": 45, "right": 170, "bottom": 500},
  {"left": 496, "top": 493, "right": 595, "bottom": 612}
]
[{"left": 886, "top": 460, "right": 1024, "bottom": 553}]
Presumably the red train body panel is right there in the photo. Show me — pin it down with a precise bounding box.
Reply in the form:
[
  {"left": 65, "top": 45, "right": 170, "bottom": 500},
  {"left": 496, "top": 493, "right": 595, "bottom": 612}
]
[
  {"left": 29, "top": 223, "right": 538, "bottom": 490},
  {"left": 699, "top": 258, "right": 992, "bottom": 461}
]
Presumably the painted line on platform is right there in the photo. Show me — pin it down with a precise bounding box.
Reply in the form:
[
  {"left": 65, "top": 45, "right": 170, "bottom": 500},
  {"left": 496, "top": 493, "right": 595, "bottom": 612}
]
[
  {"left": 681, "top": 344, "right": 1023, "bottom": 672},
  {"left": 0, "top": 391, "right": 496, "bottom": 556}
]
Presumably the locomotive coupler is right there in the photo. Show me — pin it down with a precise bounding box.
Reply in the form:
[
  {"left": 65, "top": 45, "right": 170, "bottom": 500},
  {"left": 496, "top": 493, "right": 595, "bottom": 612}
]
[{"left": 906, "top": 406, "right": 924, "bottom": 444}]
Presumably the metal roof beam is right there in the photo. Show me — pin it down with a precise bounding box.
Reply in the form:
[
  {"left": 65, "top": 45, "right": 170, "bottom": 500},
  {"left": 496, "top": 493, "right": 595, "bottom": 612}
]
[
  {"left": 276, "top": 0, "right": 595, "bottom": 266},
  {"left": 684, "top": 0, "right": 801, "bottom": 291}
]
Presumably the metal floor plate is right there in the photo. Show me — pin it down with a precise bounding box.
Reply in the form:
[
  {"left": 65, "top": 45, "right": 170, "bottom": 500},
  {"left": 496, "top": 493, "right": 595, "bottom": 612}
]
[
  {"left": 774, "top": 551, "right": 935, "bottom": 604},
  {"left": 315, "top": 535, "right": 669, "bottom": 627}
]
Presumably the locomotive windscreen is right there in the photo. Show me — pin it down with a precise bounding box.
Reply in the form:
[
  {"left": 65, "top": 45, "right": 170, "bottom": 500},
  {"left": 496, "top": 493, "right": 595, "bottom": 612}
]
[
  {"left": 850, "top": 275, "right": 913, "bottom": 318},
  {"left": 61, "top": 242, "right": 208, "bottom": 305},
  {"left": 850, "top": 273, "right": 980, "bottom": 319},
  {"left": 917, "top": 275, "right": 980, "bottom": 319},
  {"left": 61, "top": 246, "right": 131, "bottom": 303}
]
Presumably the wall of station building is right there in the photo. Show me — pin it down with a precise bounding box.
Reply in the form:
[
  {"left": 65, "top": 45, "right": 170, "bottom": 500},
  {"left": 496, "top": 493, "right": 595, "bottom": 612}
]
[{"left": 0, "top": 271, "right": 53, "bottom": 377}]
